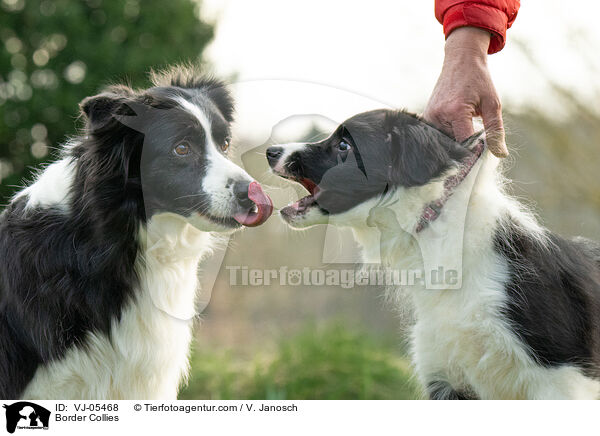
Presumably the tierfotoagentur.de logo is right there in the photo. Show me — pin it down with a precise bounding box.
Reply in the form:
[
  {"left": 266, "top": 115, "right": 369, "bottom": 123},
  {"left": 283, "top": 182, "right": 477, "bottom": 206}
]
[
  {"left": 226, "top": 265, "right": 460, "bottom": 289},
  {"left": 2, "top": 402, "right": 50, "bottom": 434}
]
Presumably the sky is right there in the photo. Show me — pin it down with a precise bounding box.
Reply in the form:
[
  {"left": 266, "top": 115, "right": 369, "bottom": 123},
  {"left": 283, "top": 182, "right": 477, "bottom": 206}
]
[{"left": 198, "top": 0, "right": 600, "bottom": 145}]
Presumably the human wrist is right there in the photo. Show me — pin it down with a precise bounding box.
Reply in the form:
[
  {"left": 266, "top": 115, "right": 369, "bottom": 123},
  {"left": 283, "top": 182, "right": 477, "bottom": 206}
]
[{"left": 444, "top": 27, "right": 491, "bottom": 62}]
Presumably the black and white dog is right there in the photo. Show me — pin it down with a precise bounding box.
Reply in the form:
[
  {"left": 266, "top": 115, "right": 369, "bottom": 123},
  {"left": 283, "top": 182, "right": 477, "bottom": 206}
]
[
  {"left": 0, "top": 66, "right": 273, "bottom": 399},
  {"left": 267, "top": 109, "right": 600, "bottom": 399}
]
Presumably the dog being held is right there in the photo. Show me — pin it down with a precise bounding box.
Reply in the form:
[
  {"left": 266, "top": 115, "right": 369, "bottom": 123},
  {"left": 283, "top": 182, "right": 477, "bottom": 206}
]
[
  {"left": 267, "top": 109, "right": 600, "bottom": 399},
  {"left": 0, "top": 66, "right": 273, "bottom": 399}
]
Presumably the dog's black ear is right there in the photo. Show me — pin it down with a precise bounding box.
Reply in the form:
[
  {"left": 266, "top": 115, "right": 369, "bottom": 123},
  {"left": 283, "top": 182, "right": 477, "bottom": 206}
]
[
  {"left": 388, "top": 116, "right": 470, "bottom": 187},
  {"left": 80, "top": 92, "right": 127, "bottom": 132}
]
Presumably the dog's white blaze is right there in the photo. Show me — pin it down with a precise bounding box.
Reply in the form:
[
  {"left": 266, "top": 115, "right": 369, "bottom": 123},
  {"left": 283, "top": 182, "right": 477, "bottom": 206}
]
[
  {"left": 270, "top": 142, "right": 307, "bottom": 173},
  {"left": 176, "top": 98, "right": 251, "bottom": 219},
  {"left": 21, "top": 214, "right": 211, "bottom": 400},
  {"left": 14, "top": 158, "right": 75, "bottom": 210}
]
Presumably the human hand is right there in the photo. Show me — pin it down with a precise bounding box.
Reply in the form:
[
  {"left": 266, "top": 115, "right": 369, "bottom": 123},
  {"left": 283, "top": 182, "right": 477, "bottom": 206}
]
[{"left": 423, "top": 27, "right": 508, "bottom": 157}]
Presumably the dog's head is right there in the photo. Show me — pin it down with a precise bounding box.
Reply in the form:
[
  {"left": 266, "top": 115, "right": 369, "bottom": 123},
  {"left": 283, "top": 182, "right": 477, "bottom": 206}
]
[
  {"left": 267, "top": 109, "right": 477, "bottom": 229},
  {"left": 77, "top": 66, "right": 272, "bottom": 232}
]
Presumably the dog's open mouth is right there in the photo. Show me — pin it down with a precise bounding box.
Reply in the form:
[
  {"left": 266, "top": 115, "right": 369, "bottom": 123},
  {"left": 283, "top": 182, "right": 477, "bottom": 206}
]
[
  {"left": 281, "top": 177, "right": 321, "bottom": 219},
  {"left": 233, "top": 181, "right": 273, "bottom": 227}
]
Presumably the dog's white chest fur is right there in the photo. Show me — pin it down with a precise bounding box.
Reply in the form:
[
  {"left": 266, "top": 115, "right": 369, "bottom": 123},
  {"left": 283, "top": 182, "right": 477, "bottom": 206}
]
[
  {"left": 352, "top": 153, "right": 600, "bottom": 399},
  {"left": 21, "top": 216, "right": 210, "bottom": 400}
]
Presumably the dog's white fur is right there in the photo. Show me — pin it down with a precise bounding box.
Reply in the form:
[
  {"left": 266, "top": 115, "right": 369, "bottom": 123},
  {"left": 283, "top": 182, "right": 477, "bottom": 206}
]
[
  {"left": 14, "top": 158, "right": 76, "bottom": 210},
  {"left": 284, "top": 141, "right": 600, "bottom": 399},
  {"left": 367, "top": 152, "right": 598, "bottom": 399},
  {"left": 22, "top": 213, "right": 211, "bottom": 399},
  {"left": 20, "top": 102, "right": 247, "bottom": 400}
]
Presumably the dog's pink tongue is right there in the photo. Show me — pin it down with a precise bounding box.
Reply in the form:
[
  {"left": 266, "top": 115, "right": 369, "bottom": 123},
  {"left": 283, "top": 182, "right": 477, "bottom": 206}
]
[{"left": 233, "top": 181, "right": 273, "bottom": 227}]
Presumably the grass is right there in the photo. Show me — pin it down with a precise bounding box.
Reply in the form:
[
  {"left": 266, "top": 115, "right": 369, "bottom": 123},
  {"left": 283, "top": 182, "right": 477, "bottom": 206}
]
[{"left": 179, "top": 324, "right": 421, "bottom": 400}]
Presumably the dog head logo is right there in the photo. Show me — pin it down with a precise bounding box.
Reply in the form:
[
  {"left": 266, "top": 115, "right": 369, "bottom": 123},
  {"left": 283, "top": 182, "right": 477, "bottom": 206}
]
[{"left": 3, "top": 402, "right": 50, "bottom": 433}]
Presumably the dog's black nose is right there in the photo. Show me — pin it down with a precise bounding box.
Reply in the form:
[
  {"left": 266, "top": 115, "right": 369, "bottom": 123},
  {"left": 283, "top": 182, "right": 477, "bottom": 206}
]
[
  {"left": 233, "top": 181, "right": 254, "bottom": 210},
  {"left": 266, "top": 147, "right": 283, "bottom": 167}
]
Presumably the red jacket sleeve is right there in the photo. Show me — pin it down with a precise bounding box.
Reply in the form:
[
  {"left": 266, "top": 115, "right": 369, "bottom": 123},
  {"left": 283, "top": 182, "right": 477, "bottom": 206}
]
[{"left": 435, "top": 0, "right": 520, "bottom": 54}]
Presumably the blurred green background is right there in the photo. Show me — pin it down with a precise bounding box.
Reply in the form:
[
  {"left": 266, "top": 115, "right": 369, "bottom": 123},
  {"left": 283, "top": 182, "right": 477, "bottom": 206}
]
[
  {"left": 1, "top": 1, "right": 599, "bottom": 400},
  {"left": 0, "top": 0, "right": 213, "bottom": 202}
]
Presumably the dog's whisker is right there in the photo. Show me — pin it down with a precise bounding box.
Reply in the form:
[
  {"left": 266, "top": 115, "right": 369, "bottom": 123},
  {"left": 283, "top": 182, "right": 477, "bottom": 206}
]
[{"left": 173, "top": 193, "right": 205, "bottom": 201}]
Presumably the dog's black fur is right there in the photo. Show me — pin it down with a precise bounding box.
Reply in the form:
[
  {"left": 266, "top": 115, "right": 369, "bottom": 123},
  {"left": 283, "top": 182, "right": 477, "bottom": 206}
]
[
  {"left": 427, "top": 380, "right": 477, "bottom": 400},
  {"left": 269, "top": 109, "right": 600, "bottom": 398},
  {"left": 496, "top": 217, "right": 600, "bottom": 377},
  {"left": 0, "top": 71, "right": 237, "bottom": 399}
]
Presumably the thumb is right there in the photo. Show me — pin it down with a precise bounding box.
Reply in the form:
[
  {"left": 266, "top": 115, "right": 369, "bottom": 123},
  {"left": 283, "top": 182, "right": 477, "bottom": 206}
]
[
  {"left": 481, "top": 100, "right": 508, "bottom": 157},
  {"left": 451, "top": 118, "right": 475, "bottom": 143}
]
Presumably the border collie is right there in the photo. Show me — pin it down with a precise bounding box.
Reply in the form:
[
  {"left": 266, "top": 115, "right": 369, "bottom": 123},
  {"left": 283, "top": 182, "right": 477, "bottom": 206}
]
[
  {"left": 267, "top": 109, "right": 600, "bottom": 399},
  {"left": 0, "top": 66, "right": 273, "bottom": 400}
]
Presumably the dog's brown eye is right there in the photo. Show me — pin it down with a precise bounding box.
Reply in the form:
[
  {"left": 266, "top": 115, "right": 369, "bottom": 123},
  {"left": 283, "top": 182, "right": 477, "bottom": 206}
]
[
  {"left": 174, "top": 143, "right": 190, "bottom": 156},
  {"left": 220, "top": 138, "right": 230, "bottom": 153}
]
